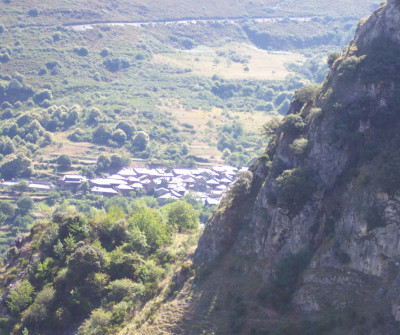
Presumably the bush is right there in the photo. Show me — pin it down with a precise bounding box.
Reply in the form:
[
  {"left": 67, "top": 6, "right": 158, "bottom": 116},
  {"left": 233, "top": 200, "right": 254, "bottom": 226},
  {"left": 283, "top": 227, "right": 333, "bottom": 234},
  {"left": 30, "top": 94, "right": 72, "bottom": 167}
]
[
  {"left": 132, "top": 131, "right": 149, "bottom": 151},
  {"left": 293, "top": 84, "right": 319, "bottom": 104},
  {"left": 17, "top": 196, "right": 34, "bottom": 215},
  {"left": 281, "top": 114, "right": 306, "bottom": 137},
  {"left": 276, "top": 167, "right": 318, "bottom": 213},
  {"left": 57, "top": 154, "right": 72, "bottom": 171},
  {"left": 100, "top": 47, "right": 110, "bottom": 57},
  {"left": 262, "top": 117, "right": 282, "bottom": 138},
  {"left": 68, "top": 245, "right": 106, "bottom": 282},
  {"left": 327, "top": 51, "right": 340, "bottom": 67},
  {"left": 103, "top": 57, "right": 130, "bottom": 72},
  {"left": 33, "top": 89, "right": 52, "bottom": 105},
  {"left": 6, "top": 280, "right": 34, "bottom": 315},
  {"left": 0, "top": 53, "right": 10, "bottom": 63},
  {"left": 164, "top": 201, "right": 199, "bottom": 231},
  {"left": 337, "top": 55, "right": 365, "bottom": 82},
  {"left": 74, "top": 46, "right": 89, "bottom": 56},
  {"left": 106, "top": 278, "right": 141, "bottom": 302},
  {"left": 0, "top": 25, "right": 4, "bottom": 34},
  {"left": 28, "top": 7, "right": 39, "bottom": 17},
  {"left": 224, "top": 170, "right": 253, "bottom": 205},
  {"left": 23, "top": 286, "right": 55, "bottom": 325},
  {"left": 290, "top": 138, "right": 309, "bottom": 156}
]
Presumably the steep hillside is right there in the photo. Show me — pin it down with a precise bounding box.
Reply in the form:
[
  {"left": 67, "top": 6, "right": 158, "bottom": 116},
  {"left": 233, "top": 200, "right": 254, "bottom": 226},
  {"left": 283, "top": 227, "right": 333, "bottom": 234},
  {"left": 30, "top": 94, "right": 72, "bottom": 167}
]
[{"left": 129, "top": 1, "right": 400, "bottom": 334}]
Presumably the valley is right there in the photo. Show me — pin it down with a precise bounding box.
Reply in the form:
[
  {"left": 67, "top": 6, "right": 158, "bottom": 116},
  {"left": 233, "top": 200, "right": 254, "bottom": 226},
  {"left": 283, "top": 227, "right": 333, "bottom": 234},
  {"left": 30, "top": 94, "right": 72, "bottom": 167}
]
[{"left": 0, "top": 0, "right": 391, "bottom": 334}]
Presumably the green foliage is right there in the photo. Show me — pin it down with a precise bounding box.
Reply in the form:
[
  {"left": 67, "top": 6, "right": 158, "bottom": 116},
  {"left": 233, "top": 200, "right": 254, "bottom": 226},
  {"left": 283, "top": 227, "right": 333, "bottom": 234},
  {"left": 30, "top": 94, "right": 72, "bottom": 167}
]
[
  {"left": 11, "top": 181, "right": 29, "bottom": 193},
  {"left": 132, "top": 131, "right": 150, "bottom": 151},
  {"left": 28, "top": 7, "right": 39, "bottom": 17},
  {"left": 17, "top": 196, "right": 34, "bottom": 215},
  {"left": 68, "top": 244, "right": 106, "bottom": 282},
  {"left": 33, "top": 89, "right": 52, "bottom": 105},
  {"left": 275, "top": 167, "right": 318, "bottom": 213},
  {"left": 57, "top": 154, "right": 72, "bottom": 171},
  {"left": 128, "top": 208, "right": 171, "bottom": 252},
  {"left": 164, "top": 201, "right": 199, "bottom": 231},
  {"left": 108, "top": 247, "right": 144, "bottom": 280},
  {"left": 74, "top": 46, "right": 89, "bottom": 57},
  {"left": 106, "top": 278, "right": 142, "bottom": 302},
  {"left": 23, "top": 286, "right": 55, "bottom": 325},
  {"left": 0, "top": 153, "right": 31, "bottom": 179},
  {"left": 53, "top": 212, "right": 89, "bottom": 241},
  {"left": 289, "top": 138, "right": 310, "bottom": 157},
  {"left": 262, "top": 117, "right": 282, "bottom": 138},
  {"left": 6, "top": 280, "right": 34, "bottom": 315},
  {"left": 280, "top": 114, "right": 306, "bottom": 137},
  {"left": 79, "top": 308, "right": 113, "bottom": 334},
  {"left": 327, "top": 51, "right": 340, "bottom": 67},
  {"left": 103, "top": 57, "right": 130, "bottom": 72},
  {"left": 293, "top": 84, "right": 319, "bottom": 104},
  {"left": 337, "top": 55, "right": 365, "bottom": 82},
  {"left": 224, "top": 170, "right": 253, "bottom": 205}
]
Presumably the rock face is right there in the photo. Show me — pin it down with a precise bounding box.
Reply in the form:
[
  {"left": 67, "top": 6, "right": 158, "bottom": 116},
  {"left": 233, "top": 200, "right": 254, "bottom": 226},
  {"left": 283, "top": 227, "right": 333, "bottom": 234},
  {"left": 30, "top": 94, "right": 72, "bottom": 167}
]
[{"left": 195, "top": 1, "right": 400, "bottom": 332}]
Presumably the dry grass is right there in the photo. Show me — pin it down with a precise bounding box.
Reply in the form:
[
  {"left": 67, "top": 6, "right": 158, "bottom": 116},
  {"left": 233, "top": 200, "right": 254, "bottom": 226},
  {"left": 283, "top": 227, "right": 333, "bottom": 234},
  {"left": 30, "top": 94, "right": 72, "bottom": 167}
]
[
  {"left": 161, "top": 99, "right": 279, "bottom": 162},
  {"left": 153, "top": 42, "right": 305, "bottom": 81}
]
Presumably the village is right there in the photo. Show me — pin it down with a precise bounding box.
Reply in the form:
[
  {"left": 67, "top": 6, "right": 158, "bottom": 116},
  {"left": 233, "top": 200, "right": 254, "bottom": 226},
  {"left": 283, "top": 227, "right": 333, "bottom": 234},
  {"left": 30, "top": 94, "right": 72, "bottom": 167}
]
[{"left": 0, "top": 165, "right": 247, "bottom": 206}]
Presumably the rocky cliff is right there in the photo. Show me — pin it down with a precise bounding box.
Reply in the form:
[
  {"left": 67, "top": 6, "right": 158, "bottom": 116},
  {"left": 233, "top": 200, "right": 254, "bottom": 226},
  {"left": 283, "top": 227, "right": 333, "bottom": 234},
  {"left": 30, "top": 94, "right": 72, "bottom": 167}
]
[{"left": 191, "top": 0, "right": 400, "bottom": 333}]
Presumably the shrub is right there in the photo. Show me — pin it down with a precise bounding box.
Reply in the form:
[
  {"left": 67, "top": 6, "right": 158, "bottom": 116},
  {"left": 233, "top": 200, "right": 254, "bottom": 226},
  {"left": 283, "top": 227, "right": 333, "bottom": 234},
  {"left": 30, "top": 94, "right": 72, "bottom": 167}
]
[
  {"left": 337, "top": 55, "right": 365, "bottom": 82},
  {"left": 57, "top": 154, "right": 72, "bottom": 171},
  {"left": 33, "top": 89, "right": 52, "bottom": 104},
  {"left": 28, "top": 7, "right": 39, "bottom": 17},
  {"left": 100, "top": 47, "right": 110, "bottom": 57},
  {"left": 52, "top": 33, "right": 61, "bottom": 42},
  {"left": 293, "top": 84, "right": 319, "bottom": 104},
  {"left": 92, "top": 125, "right": 111, "bottom": 145},
  {"left": 6, "top": 281, "right": 34, "bottom": 315},
  {"left": 74, "top": 46, "right": 89, "bottom": 56},
  {"left": 107, "top": 278, "right": 141, "bottom": 302},
  {"left": 262, "top": 117, "right": 282, "bottom": 138},
  {"left": 276, "top": 167, "right": 318, "bottom": 213},
  {"left": 0, "top": 52, "right": 11, "bottom": 63},
  {"left": 68, "top": 245, "right": 106, "bottom": 282},
  {"left": 327, "top": 51, "right": 340, "bottom": 67},
  {"left": 164, "top": 201, "right": 199, "bottom": 231},
  {"left": 128, "top": 208, "right": 171, "bottom": 252},
  {"left": 112, "top": 129, "right": 127, "bottom": 146},
  {"left": 290, "top": 138, "right": 310, "bottom": 156},
  {"left": 224, "top": 170, "right": 253, "bottom": 205},
  {"left": 281, "top": 114, "right": 306, "bottom": 136},
  {"left": 103, "top": 57, "right": 130, "bottom": 72},
  {"left": 79, "top": 308, "right": 112, "bottom": 334},
  {"left": 23, "top": 286, "right": 55, "bottom": 325},
  {"left": 132, "top": 131, "right": 149, "bottom": 151},
  {"left": 0, "top": 25, "right": 4, "bottom": 33},
  {"left": 182, "top": 38, "right": 195, "bottom": 49},
  {"left": 17, "top": 196, "right": 34, "bottom": 215}
]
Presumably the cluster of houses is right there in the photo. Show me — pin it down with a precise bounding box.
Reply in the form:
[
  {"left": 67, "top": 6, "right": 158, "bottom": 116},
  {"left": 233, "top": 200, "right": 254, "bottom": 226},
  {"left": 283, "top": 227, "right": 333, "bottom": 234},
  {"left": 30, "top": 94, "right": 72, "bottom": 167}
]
[{"left": 60, "top": 166, "right": 247, "bottom": 205}]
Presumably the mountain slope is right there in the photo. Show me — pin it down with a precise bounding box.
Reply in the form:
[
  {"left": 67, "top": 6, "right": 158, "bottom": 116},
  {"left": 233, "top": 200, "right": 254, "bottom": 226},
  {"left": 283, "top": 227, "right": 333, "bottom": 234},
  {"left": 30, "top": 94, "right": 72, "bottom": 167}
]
[{"left": 129, "top": 1, "right": 400, "bottom": 334}]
